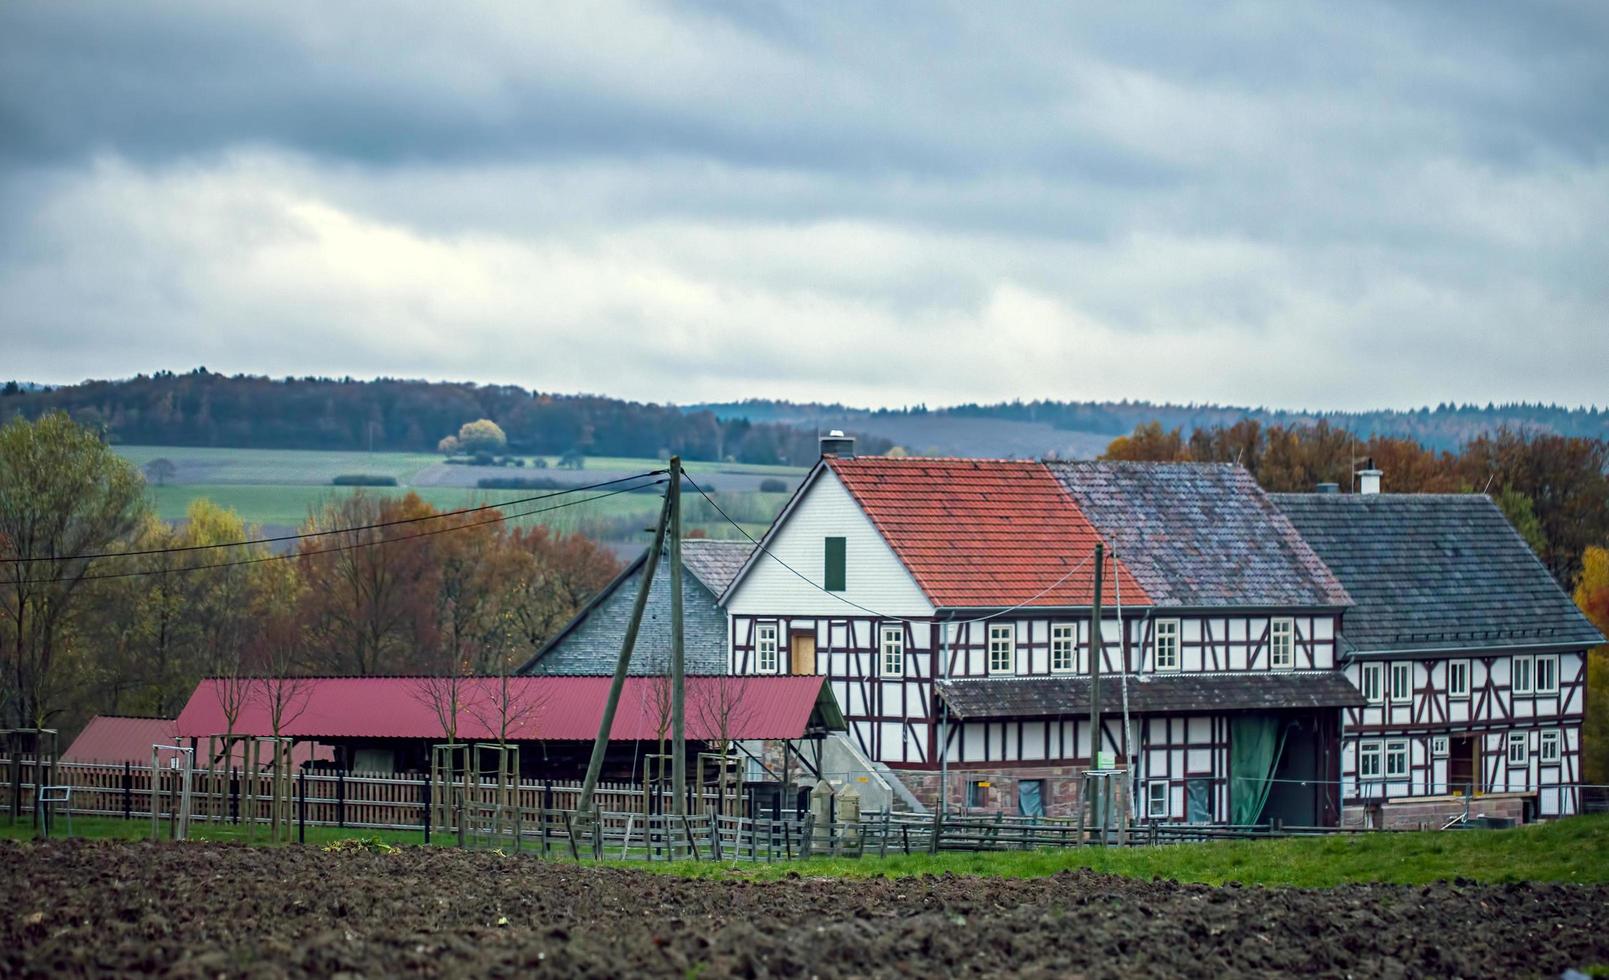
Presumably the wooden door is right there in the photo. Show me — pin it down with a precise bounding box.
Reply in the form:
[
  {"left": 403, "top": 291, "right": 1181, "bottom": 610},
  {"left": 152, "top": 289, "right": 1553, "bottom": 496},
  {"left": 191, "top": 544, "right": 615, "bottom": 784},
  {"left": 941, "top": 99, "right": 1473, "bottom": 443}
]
[
  {"left": 1449, "top": 735, "right": 1476, "bottom": 795},
  {"left": 791, "top": 634, "right": 817, "bottom": 675}
]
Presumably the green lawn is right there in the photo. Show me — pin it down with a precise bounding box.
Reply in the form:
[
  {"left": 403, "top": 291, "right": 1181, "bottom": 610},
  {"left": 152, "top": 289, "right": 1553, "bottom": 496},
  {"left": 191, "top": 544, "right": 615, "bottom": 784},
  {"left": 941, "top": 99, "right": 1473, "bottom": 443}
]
[
  {"left": 624, "top": 815, "right": 1609, "bottom": 887},
  {"left": 11, "top": 815, "right": 1605, "bottom": 887},
  {"left": 1, "top": 814, "right": 438, "bottom": 848}
]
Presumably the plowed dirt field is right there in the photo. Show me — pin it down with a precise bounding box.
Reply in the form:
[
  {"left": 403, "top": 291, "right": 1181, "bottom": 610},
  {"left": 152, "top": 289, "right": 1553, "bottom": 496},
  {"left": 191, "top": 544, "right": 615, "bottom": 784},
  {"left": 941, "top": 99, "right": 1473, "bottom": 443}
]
[{"left": 3, "top": 840, "right": 1604, "bottom": 978}]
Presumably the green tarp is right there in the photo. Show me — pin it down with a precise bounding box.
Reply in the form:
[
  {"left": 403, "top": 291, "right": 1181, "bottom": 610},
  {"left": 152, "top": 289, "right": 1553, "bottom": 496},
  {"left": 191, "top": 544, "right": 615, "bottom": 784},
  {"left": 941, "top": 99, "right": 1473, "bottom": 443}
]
[{"left": 1230, "top": 716, "right": 1286, "bottom": 826}]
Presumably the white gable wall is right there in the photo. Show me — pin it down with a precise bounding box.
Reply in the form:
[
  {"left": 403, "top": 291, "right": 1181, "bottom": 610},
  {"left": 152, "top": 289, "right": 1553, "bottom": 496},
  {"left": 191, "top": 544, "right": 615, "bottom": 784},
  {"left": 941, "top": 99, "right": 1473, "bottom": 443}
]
[{"left": 727, "top": 467, "right": 933, "bottom": 619}]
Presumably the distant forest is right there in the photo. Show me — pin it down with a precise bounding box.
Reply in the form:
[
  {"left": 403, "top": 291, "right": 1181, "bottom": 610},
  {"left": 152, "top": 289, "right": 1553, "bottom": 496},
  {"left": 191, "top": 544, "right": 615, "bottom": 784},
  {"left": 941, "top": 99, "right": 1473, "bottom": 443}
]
[
  {"left": 0, "top": 371, "right": 891, "bottom": 465},
  {"left": 698, "top": 398, "right": 1609, "bottom": 451}
]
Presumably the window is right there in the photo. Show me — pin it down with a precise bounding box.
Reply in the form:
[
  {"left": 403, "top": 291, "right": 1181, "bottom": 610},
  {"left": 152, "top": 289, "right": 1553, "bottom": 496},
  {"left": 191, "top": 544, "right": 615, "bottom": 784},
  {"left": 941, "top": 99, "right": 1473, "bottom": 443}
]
[
  {"left": 824, "top": 537, "right": 846, "bottom": 592},
  {"left": 880, "top": 624, "right": 904, "bottom": 677},
  {"left": 1050, "top": 624, "right": 1076, "bottom": 673},
  {"left": 1432, "top": 735, "right": 1449, "bottom": 758},
  {"left": 1390, "top": 662, "right": 1413, "bottom": 703},
  {"left": 1358, "top": 741, "right": 1383, "bottom": 779},
  {"left": 966, "top": 778, "right": 989, "bottom": 809},
  {"left": 1146, "top": 780, "right": 1168, "bottom": 819},
  {"left": 1361, "top": 663, "right": 1383, "bottom": 704},
  {"left": 988, "top": 624, "right": 1016, "bottom": 674},
  {"left": 1507, "top": 732, "right": 1528, "bottom": 766},
  {"left": 755, "top": 623, "right": 779, "bottom": 674},
  {"left": 1535, "top": 655, "right": 1559, "bottom": 695},
  {"left": 1447, "top": 660, "right": 1470, "bottom": 700},
  {"left": 1539, "top": 730, "right": 1561, "bottom": 764},
  {"left": 1269, "top": 618, "right": 1295, "bottom": 670},
  {"left": 1511, "top": 655, "right": 1534, "bottom": 696},
  {"left": 1154, "top": 619, "right": 1180, "bottom": 672},
  {"left": 1385, "top": 740, "right": 1408, "bottom": 778}
]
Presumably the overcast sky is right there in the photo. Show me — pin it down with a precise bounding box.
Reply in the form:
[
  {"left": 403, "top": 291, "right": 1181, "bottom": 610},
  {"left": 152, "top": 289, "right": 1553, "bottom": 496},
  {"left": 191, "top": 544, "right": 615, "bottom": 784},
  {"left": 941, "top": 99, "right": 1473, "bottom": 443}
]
[{"left": 2, "top": 2, "right": 1605, "bottom": 410}]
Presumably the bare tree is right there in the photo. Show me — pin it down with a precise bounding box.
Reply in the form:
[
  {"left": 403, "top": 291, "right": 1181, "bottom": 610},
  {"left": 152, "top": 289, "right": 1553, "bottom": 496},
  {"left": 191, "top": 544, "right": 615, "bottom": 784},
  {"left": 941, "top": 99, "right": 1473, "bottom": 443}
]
[{"left": 692, "top": 674, "right": 757, "bottom": 813}]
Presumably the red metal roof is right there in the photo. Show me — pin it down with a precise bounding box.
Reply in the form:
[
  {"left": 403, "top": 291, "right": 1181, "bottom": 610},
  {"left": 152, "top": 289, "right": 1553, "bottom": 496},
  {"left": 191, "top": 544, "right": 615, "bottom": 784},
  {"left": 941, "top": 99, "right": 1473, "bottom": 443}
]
[
  {"left": 174, "top": 675, "right": 837, "bottom": 743},
  {"left": 826, "top": 457, "right": 1151, "bottom": 608},
  {"left": 63, "top": 716, "right": 179, "bottom": 764},
  {"left": 64, "top": 715, "right": 330, "bottom": 767}
]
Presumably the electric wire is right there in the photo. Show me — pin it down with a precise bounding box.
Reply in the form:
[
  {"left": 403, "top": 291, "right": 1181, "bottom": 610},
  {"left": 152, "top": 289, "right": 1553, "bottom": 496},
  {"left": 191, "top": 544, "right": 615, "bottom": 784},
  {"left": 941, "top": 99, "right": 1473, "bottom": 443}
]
[
  {"left": 681, "top": 472, "right": 1097, "bottom": 628},
  {"left": 1, "top": 470, "right": 668, "bottom": 564},
  {"left": 2, "top": 478, "right": 666, "bottom": 587}
]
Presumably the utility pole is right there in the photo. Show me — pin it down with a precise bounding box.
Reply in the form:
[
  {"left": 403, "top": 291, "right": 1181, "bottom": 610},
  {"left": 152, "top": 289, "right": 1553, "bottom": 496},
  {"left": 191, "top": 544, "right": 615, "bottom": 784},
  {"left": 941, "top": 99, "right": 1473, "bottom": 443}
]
[
  {"left": 669, "top": 456, "right": 686, "bottom": 816},
  {"left": 1088, "top": 543, "right": 1104, "bottom": 835},
  {"left": 576, "top": 481, "right": 672, "bottom": 817}
]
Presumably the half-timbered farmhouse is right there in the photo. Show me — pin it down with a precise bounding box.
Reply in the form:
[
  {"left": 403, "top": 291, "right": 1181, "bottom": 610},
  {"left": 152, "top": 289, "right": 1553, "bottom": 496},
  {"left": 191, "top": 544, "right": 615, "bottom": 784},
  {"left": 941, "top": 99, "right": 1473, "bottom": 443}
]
[
  {"left": 720, "top": 448, "right": 1361, "bottom": 823},
  {"left": 1274, "top": 489, "right": 1603, "bottom": 822}
]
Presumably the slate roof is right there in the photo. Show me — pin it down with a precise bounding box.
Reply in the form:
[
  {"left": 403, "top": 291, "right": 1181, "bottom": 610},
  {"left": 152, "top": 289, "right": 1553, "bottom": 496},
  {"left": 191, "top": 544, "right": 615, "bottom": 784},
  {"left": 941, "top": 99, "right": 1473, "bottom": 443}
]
[
  {"left": 937, "top": 671, "right": 1363, "bottom": 720},
  {"left": 522, "top": 544, "right": 733, "bottom": 676},
  {"left": 1272, "top": 493, "right": 1605, "bottom": 654},
  {"left": 679, "top": 539, "right": 753, "bottom": 594},
  {"left": 1048, "top": 461, "right": 1351, "bottom": 609},
  {"left": 825, "top": 457, "right": 1150, "bottom": 608}
]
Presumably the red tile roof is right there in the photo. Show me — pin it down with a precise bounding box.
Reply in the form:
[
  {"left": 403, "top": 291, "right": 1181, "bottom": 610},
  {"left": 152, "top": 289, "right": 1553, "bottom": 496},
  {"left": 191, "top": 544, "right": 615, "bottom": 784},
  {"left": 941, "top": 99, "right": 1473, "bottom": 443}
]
[
  {"left": 174, "top": 675, "right": 837, "bottom": 743},
  {"left": 826, "top": 457, "right": 1150, "bottom": 608}
]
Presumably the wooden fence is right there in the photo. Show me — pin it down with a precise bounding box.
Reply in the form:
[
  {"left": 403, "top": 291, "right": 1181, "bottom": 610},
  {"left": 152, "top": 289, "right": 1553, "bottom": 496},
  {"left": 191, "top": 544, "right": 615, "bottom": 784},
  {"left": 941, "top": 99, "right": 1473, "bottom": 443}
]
[{"left": 8, "top": 758, "right": 1589, "bottom": 860}]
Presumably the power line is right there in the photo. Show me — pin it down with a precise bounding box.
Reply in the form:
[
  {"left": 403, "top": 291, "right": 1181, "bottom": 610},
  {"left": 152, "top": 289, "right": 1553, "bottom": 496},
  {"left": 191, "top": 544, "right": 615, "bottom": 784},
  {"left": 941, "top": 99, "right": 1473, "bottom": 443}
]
[
  {"left": 2, "top": 479, "right": 666, "bottom": 587},
  {"left": 681, "top": 473, "right": 1098, "bottom": 628},
  {"left": 1, "top": 470, "right": 668, "bottom": 565}
]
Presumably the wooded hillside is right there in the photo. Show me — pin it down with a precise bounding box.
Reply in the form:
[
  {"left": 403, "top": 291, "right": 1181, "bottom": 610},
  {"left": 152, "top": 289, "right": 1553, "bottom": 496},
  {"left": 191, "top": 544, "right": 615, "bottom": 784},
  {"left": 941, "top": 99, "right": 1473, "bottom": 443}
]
[{"left": 1, "top": 370, "right": 891, "bottom": 465}]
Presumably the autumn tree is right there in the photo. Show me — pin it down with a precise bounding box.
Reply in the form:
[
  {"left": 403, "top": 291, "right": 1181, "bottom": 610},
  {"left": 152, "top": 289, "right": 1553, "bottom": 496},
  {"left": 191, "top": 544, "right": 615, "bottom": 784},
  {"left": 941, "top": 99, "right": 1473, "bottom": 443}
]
[
  {"left": 1101, "top": 421, "right": 1190, "bottom": 462},
  {"left": 1574, "top": 546, "right": 1609, "bottom": 784},
  {"left": 295, "top": 492, "right": 441, "bottom": 675},
  {"left": 455, "top": 419, "right": 507, "bottom": 455},
  {"left": 499, "top": 526, "right": 621, "bottom": 664},
  {"left": 0, "top": 412, "right": 147, "bottom": 728}
]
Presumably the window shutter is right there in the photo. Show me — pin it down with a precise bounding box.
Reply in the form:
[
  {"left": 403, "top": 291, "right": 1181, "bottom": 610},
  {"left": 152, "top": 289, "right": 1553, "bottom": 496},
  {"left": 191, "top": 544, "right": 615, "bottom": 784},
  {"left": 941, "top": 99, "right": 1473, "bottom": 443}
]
[{"left": 825, "top": 536, "right": 846, "bottom": 591}]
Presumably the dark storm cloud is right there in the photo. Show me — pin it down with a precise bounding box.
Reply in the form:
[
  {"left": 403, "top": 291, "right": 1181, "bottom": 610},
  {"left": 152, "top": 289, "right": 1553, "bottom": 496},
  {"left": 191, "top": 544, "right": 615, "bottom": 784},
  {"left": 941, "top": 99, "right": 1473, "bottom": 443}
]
[{"left": 1, "top": 1, "right": 1605, "bottom": 409}]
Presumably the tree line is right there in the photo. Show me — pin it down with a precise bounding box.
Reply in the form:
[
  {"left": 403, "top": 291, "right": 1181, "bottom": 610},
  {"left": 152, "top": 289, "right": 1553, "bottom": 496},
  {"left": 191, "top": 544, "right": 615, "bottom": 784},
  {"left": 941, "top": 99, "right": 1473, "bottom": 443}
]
[
  {"left": 1, "top": 369, "right": 891, "bottom": 464},
  {"left": 1102, "top": 418, "right": 1609, "bottom": 586},
  {"left": 0, "top": 413, "right": 622, "bottom": 738}
]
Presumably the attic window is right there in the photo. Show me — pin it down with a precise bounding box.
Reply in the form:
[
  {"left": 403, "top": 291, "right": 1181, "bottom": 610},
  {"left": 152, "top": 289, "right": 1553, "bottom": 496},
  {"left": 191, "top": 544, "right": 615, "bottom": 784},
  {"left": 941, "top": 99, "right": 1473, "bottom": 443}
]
[{"left": 824, "top": 537, "right": 846, "bottom": 592}]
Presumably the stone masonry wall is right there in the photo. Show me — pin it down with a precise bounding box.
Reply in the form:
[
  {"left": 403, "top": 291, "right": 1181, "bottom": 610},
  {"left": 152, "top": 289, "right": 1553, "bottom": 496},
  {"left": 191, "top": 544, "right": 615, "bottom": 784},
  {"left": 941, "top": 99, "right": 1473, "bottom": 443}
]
[{"left": 1341, "top": 793, "right": 1531, "bottom": 830}]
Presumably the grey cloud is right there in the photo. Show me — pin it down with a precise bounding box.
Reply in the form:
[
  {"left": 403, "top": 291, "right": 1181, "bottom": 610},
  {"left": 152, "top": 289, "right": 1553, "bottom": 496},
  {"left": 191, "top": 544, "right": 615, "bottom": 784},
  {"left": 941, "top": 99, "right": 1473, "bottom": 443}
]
[{"left": 0, "top": 1, "right": 1606, "bottom": 410}]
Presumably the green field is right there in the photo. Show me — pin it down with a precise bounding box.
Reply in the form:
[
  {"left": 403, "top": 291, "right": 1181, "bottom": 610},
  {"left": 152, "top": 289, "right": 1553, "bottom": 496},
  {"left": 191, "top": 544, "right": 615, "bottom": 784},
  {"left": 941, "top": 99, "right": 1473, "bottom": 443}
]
[
  {"left": 143, "top": 483, "right": 665, "bottom": 531},
  {"left": 114, "top": 445, "right": 798, "bottom": 539},
  {"left": 115, "top": 445, "right": 803, "bottom": 486},
  {"left": 633, "top": 814, "right": 1609, "bottom": 887},
  {"left": 8, "top": 815, "right": 1606, "bottom": 886}
]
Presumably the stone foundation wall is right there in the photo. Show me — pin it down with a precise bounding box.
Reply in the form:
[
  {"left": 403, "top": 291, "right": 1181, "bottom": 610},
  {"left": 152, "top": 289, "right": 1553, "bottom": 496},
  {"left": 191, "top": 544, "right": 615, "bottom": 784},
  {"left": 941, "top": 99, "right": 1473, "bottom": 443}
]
[
  {"left": 893, "top": 765, "right": 1096, "bottom": 818},
  {"left": 1341, "top": 793, "right": 1532, "bottom": 830}
]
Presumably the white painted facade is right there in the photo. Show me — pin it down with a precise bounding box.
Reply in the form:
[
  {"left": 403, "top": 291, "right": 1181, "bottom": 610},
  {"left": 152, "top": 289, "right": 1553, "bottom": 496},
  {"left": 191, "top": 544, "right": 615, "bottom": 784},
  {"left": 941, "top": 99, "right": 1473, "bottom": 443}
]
[{"left": 1340, "top": 650, "right": 1587, "bottom": 817}]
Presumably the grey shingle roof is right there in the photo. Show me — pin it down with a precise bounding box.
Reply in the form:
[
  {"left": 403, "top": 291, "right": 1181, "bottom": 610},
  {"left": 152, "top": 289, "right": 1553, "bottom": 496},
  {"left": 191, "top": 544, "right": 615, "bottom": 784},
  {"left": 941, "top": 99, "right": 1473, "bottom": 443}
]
[
  {"left": 521, "top": 545, "right": 731, "bottom": 676},
  {"left": 1271, "top": 493, "right": 1604, "bottom": 654},
  {"left": 679, "top": 539, "right": 754, "bottom": 595},
  {"left": 937, "top": 671, "right": 1362, "bottom": 719},
  {"left": 1047, "top": 461, "right": 1351, "bottom": 608}
]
